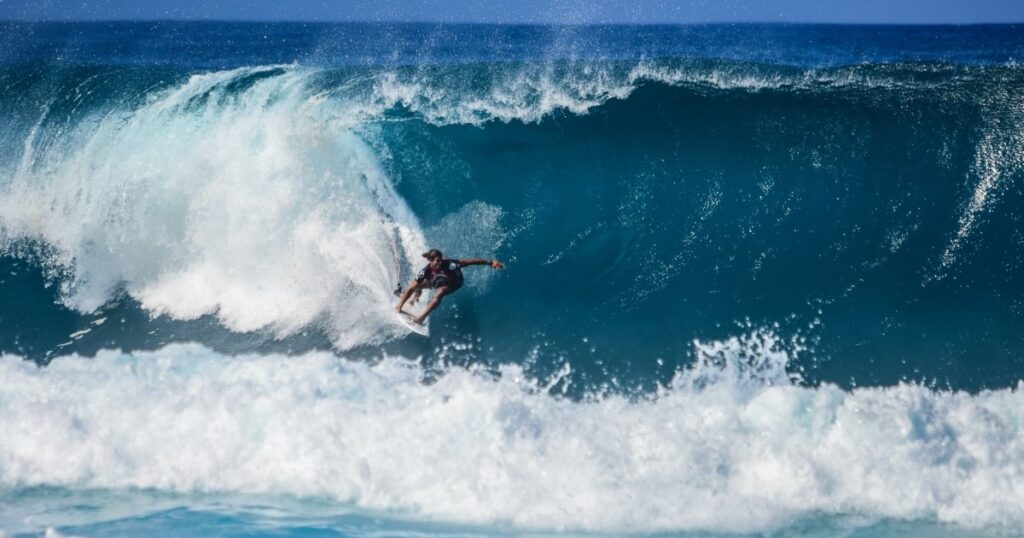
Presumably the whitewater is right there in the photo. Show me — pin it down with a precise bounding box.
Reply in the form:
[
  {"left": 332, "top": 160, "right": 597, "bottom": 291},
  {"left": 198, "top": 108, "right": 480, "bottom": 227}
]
[
  {"left": 1, "top": 22, "right": 1024, "bottom": 537},
  {"left": 2, "top": 335, "right": 1024, "bottom": 535}
]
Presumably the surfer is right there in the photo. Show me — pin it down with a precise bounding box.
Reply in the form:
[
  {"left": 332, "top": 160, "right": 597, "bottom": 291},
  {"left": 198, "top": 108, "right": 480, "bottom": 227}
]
[{"left": 394, "top": 248, "right": 504, "bottom": 324}]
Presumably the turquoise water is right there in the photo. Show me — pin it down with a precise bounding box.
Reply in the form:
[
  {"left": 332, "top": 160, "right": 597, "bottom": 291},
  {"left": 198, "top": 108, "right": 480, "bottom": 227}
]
[{"left": 1, "top": 22, "right": 1023, "bottom": 537}]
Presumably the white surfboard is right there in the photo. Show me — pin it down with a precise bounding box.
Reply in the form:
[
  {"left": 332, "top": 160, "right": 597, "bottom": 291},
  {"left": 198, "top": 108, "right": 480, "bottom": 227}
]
[{"left": 397, "top": 310, "right": 429, "bottom": 336}]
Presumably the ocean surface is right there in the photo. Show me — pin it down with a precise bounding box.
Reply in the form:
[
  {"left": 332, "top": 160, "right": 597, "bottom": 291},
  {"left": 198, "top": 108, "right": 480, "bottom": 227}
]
[{"left": 1, "top": 21, "right": 1024, "bottom": 537}]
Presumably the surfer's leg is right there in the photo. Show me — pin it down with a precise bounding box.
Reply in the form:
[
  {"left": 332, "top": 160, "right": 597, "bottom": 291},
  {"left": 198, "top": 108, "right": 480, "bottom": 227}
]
[{"left": 413, "top": 286, "right": 449, "bottom": 324}]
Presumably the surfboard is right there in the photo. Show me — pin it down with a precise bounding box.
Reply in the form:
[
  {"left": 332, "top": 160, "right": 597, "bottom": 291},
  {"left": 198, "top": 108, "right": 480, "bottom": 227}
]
[{"left": 397, "top": 310, "right": 429, "bottom": 336}]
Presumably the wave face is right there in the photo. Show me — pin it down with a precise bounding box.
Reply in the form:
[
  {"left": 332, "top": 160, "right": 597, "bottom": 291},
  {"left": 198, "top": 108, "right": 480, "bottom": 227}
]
[
  {"left": 1, "top": 21, "right": 1024, "bottom": 536},
  {"left": 3, "top": 57, "right": 1024, "bottom": 389}
]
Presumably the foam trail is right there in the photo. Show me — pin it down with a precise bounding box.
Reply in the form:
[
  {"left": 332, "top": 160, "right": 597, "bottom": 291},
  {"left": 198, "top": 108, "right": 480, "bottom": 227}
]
[
  {"left": 939, "top": 90, "right": 1024, "bottom": 274},
  {"left": 1, "top": 336, "right": 1022, "bottom": 534},
  {"left": 0, "top": 66, "right": 426, "bottom": 348}
]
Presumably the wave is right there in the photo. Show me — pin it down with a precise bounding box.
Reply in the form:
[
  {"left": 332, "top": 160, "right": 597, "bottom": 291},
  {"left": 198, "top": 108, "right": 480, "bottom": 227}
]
[
  {"left": 1, "top": 334, "right": 1022, "bottom": 534},
  {"left": 2, "top": 59, "right": 1023, "bottom": 372}
]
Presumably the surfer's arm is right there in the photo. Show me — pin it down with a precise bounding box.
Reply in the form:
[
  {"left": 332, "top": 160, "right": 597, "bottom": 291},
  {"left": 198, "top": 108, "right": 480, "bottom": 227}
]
[
  {"left": 458, "top": 258, "right": 504, "bottom": 269},
  {"left": 395, "top": 279, "right": 423, "bottom": 312}
]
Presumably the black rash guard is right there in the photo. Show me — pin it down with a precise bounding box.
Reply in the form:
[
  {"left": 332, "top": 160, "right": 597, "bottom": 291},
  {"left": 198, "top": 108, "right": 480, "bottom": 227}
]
[{"left": 416, "top": 259, "right": 464, "bottom": 292}]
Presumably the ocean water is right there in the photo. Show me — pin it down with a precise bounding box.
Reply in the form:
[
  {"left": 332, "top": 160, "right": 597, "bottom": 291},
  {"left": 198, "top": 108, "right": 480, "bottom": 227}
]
[{"left": 1, "top": 21, "right": 1024, "bottom": 537}]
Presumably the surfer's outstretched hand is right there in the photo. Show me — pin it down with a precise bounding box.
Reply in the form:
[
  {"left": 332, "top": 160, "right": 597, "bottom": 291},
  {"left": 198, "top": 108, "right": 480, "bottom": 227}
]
[{"left": 491, "top": 259, "right": 505, "bottom": 269}]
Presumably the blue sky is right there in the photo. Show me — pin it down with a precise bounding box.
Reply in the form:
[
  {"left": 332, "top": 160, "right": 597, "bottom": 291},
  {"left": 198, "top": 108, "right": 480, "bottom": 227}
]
[{"left": 1, "top": 0, "right": 1022, "bottom": 24}]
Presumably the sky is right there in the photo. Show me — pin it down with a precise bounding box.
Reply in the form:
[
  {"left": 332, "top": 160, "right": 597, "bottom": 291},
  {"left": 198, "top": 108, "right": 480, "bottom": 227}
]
[{"left": 0, "top": 0, "right": 1022, "bottom": 24}]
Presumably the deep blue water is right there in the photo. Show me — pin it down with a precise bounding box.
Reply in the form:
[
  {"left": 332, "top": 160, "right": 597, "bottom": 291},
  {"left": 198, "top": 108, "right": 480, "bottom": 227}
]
[{"left": 1, "top": 22, "right": 1023, "bottom": 537}]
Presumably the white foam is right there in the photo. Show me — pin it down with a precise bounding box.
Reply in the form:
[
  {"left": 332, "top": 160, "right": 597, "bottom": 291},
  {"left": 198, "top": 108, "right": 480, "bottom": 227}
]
[
  {"left": 44, "top": 529, "right": 83, "bottom": 538},
  {"left": 357, "top": 59, "right": 940, "bottom": 130},
  {"left": 0, "top": 66, "right": 427, "bottom": 348},
  {"left": 1, "top": 333, "right": 1022, "bottom": 534},
  {"left": 369, "top": 65, "right": 633, "bottom": 125},
  {"left": 938, "top": 89, "right": 1024, "bottom": 275}
]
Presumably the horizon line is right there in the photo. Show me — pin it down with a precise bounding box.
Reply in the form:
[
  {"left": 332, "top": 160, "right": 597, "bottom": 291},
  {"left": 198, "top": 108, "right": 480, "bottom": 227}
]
[{"left": 2, "top": 19, "right": 1023, "bottom": 27}]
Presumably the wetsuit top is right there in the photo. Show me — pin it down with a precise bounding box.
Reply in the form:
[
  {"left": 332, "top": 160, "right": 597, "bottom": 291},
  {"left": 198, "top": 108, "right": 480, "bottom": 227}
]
[{"left": 416, "top": 259, "right": 464, "bottom": 290}]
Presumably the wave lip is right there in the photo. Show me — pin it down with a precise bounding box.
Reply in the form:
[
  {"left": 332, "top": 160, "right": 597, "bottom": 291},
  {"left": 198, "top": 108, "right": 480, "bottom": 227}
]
[
  {"left": 1, "top": 337, "right": 1023, "bottom": 534},
  {"left": 360, "top": 59, "right": 1009, "bottom": 126}
]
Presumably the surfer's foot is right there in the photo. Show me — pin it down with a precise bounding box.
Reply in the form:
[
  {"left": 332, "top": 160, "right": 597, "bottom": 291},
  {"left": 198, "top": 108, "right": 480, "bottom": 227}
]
[{"left": 413, "top": 316, "right": 426, "bottom": 325}]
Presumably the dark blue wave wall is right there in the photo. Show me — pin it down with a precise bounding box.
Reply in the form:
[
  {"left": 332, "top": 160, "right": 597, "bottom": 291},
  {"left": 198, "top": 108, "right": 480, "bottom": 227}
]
[
  {"left": 379, "top": 64, "right": 1024, "bottom": 390},
  {"left": 0, "top": 23, "right": 1022, "bottom": 393}
]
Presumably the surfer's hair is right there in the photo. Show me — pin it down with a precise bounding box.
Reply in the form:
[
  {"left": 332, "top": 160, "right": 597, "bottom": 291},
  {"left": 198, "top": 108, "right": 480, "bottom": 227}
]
[{"left": 422, "top": 249, "right": 443, "bottom": 261}]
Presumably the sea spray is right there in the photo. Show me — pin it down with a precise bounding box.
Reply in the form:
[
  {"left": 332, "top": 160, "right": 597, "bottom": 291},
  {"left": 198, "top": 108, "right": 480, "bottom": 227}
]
[
  {"left": 0, "top": 67, "right": 427, "bottom": 348},
  {"left": 2, "top": 332, "right": 1023, "bottom": 533}
]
